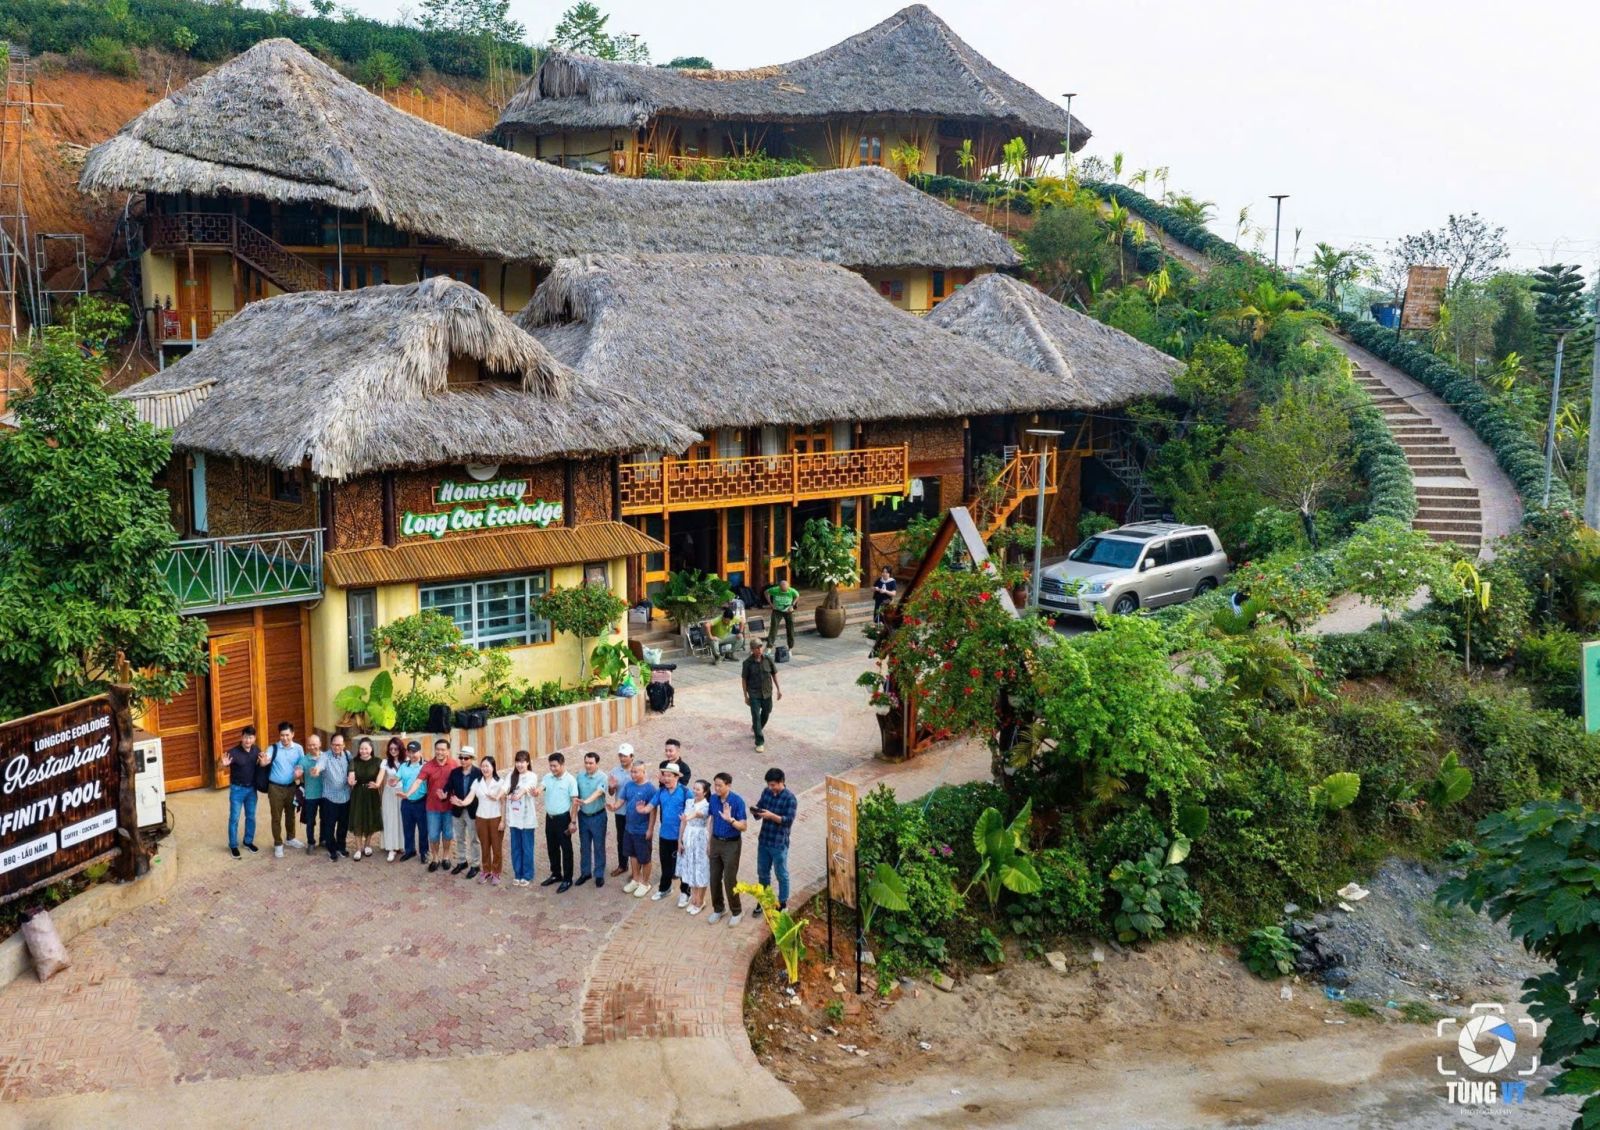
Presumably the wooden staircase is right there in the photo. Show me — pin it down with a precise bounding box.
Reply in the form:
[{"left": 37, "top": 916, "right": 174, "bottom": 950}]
[
  {"left": 149, "top": 213, "right": 324, "bottom": 295},
  {"left": 971, "top": 449, "right": 1059, "bottom": 541},
  {"left": 1353, "top": 367, "right": 1483, "bottom": 554}
]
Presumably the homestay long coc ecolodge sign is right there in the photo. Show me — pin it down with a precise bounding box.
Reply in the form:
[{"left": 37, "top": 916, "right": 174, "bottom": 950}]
[{"left": 401, "top": 476, "right": 563, "bottom": 539}]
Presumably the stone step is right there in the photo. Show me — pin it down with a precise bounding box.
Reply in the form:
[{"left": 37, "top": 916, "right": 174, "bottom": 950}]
[
  {"left": 1416, "top": 506, "right": 1481, "bottom": 522},
  {"left": 1425, "top": 530, "right": 1482, "bottom": 547},
  {"left": 1380, "top": 405, "right": 1423, "bottom": 418},
  {"left": 1397, "top": 442, "right": 1457, "bottom": 455},
  {"left": 1407, "top": 455, "right": 1467, "bottom": 469},
  {"left": 1391, "top": 427, "right": 1444, "bottom": 438},
  {"left": 1415, "top": 517, "right": 1483, "bottom": 534},
  {"left": 1415, "top": 483, "right": 1478, "bottom": 497}
]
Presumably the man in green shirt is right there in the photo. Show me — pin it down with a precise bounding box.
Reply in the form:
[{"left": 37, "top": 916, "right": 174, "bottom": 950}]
[
  {"left": 765, "top": 577, "right": 798, "bottom": 650},
  {"left": 707, "top": 606, "right": 740, "bottom": 664},
  {"left": 741, "top": 639, "right": 782, "bottom": 752}
]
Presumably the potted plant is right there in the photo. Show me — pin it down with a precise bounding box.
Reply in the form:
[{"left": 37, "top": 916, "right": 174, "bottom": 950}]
[
  {"left": 789, "top": 517, "right": 861, "bottom": 639},
  {"left": 587, "top": 640, "right": 635, "bottom": 697}
]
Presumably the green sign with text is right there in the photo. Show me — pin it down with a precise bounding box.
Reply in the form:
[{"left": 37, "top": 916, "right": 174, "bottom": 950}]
[
  {"left": 402, "top": 477, "right": 562, "bottom": 540},
  {"left": 1582, "top": 641, "right": 1600, "bottom": 734}
]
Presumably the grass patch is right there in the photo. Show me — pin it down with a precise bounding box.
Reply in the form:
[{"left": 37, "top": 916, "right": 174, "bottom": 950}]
[
  {"left": 1342, "top": 999, "right": 1381, "bottom": 1019},
  {"left": 1398, "top": 1000, "right": 1445, "bottom": 1024}
]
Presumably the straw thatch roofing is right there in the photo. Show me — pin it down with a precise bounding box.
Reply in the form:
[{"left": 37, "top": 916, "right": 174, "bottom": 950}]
[
  {"left": 116, "top": 278, "right": 697, "bottom": 480},
  {"left": 925, "top": 274, "right": 1181, "bottom": 406},
  {"left": 498, "top": 5, "right": 1086, "bottom": 153},
  {"left": 80, "top": 38, "right": 1017, "bottom": 270},
  {"left": 517, "top": 254, "right": 1088, "bottom": 431}
]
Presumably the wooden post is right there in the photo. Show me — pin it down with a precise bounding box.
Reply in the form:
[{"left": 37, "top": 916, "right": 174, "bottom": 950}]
[
  {"left": 660, "top": 455, "right": 671, "bottom": 516},
  {"left": 381, "top": 472, "right": 397, "bottom": 547},
  {"left": 610, "top": 457, "right": 622, "bottom": 522},
  {"left": 110, "top": 686, "right": 147, "bottom": 882},
  {"left": 563, "top": 462, "right": 577, "bottom": 528}
]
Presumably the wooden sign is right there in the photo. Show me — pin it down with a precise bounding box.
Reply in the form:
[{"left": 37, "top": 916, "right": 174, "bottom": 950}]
[
  {"left": 1400, "top": 265, "right": 1450, "bottom": 331},
  {"left": 825, "top": 775, "right": 858, "bottom": 909},
  {"left": 0, "top": 693, "right": 129, "bottom": 904}
]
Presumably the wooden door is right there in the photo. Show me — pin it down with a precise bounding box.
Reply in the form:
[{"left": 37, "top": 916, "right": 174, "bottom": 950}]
[
  {"left": 261, "top": 606, "right": 310, "bottom": 743},
  {"left": 174, "top": 257, "right": 212, "bottom": 339},
  {"left": 788, "top": 424, "right": 831, "bottom": 455},
  {"left": 208, "top": 632, "right": 260, "bottom": 785},
  {"left": 152, "top": 678, "right": 207, "bottom": 792},
  {"left": 721, "top": 507, "right": 749, "bottom": 590}
]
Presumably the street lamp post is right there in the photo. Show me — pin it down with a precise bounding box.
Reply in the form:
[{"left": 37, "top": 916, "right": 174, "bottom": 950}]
[
  {"left": 1544, "top": 329, "right": 1573, "bottom": 506},
  {"left": 1269, "top": 194, "right": 1290, "bottom": 275},
  {"left": 1024, "top": 428, "right": 1065, "bottom": 609},
  {"left": 1061, "top": 93, "right": 1077, "bottom": 170}
]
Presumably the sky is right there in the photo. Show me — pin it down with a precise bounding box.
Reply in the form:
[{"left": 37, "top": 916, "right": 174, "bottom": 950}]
[{"left": 353, "top": 0, "right": 1599, "bottom": 275}]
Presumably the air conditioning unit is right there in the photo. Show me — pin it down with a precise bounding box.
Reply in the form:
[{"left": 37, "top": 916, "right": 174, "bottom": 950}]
[{"left": 133, "top": 732, "right": 166, "bottom": 830}]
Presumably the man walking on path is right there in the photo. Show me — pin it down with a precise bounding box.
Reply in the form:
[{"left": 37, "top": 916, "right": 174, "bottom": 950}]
[
  {"left": 652, "top": 763, "right": 690, "bottom": 903},
  {"left": 574, "top": 752, "right": 609, "bottom": 888},
  {"left": 741, "top": 641, "right": 782, "bottom": 753},
  {"left": 751, "top": 767, "right": 798, "bottom": 910},
  {"left": 607, "top": 744, "right": 636, "bottom": 877},
  {"left": 448, "top": 746, "right": 482, "bottom": 879},
  {"left": 296, "top": 734, "right": 324, "bottom": 856},
  {"left": 616, "top": 760, "right": 658, "bottom": 898},
  {"left": 765, "top": 577, "right": 798, "bottom": 650},
  {"left": 316, "top": 734, "right": 353, "bottom": 860},
  {"left": 265, "top": 721, "right": 305, "bottom": 857},
  {"left": 419, "top": 739, "right": 457, "bottom": 873},
  {"left": 707, "top": 772, "right": 748, "bottom": 926},
  {"left": 539, "top": 752, "right": 580, "bottom": 892},
  {"left": 225, "top": 725, "right": 264, "bottom": 858}
]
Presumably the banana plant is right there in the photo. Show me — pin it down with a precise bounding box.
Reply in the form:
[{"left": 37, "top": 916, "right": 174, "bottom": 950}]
[
  {"left": 965, "top": 798, "right": 1042, "bottom": 910},
  {"left": 1104, "top": 197, "right": 1133, "bottom": 282},
  {"left": 956, "top": 137, "right": 975, "bottom": 179},
  {"left": 1145, "top": 265, "right": 1172, "bottom": 304},
  {"left": 1448, "top": 560, "right": 1492, "bottom": 673},
  {"left": 860, "top": 861, "right": 909, "bottom": 936},
  {"left": 1111, "top": 151, "right": 1124, "bottom": 183}
]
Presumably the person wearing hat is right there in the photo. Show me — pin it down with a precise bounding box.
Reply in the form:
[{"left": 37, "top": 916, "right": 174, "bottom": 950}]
[
  {"left": 446, "top": 746, "right": 483, "bottom": 879},
  {"left": 651, "top": 762, "right": 691, "bottom": 903},
  {"left": 741, "top": 640, "right": 782, "bottom": 753},
  {"left": 606, "top": 744, "right": 636, "bottom": 877},
  {"left": 395, "top": 740, "right": 428, "bottom": 864}
]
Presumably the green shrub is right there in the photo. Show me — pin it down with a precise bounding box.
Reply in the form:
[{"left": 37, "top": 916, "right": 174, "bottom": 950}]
[
  {"left": 856, "top": 785, "right": 964, "bottom": 952},
  {"left": 75, "top": 36, "right": 138, "bottom": 75},
  {"left": 1436, "top": 682, "right": 1600, "bottom": 810},
  {"left": 1014, "top": 843, "right": 1101, "bottom": 935},
  {"left": 1089, "top": 807, "right": 1167, "bottom": 880},
  {"left": 1515, "top": 626, "right": 1581, "bottom": 715},
  {"left": 1240, "top": 926, "right": 1297, "bottom": 978},
  {"left": 394, "top": 689, "right": 431, "bottom": 733},
  {"left": 1107, "top": 845, "right": 1202, "bottom": 942},
  {"left": 1313, "top": 619, "right": 1450, "bottom": 681},
  {"left": 1320, "top": 697, "right": 1443, "bottom": 815},
  {"left": 919, "top": 781, "right": 1009, "bottom": 875},
  {"left": 1426, "top": 559, "right": 1533, "bottom": 665}
]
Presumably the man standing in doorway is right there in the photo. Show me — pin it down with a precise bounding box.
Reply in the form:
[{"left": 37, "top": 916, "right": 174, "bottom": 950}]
[
  {"left": 707, "top": 772, "right": 748, "bottom": 926},
  {"left": 225, "top": 725, "right": 265, "bottom": 858},
  {"left": 447, "top": 746, "right": 482, "bottom": 879},
  {"left": 265, "top": 721, "right": 305, "bottom": 858},
  {"left": 765, "top": 577, "right": 798, "bottom": 650},
  {"left": 574, "top": 751, "right": 609, "bottom": 888},
  {"left": 741, "top": 640, "right": 782, "bottom": 753},
  {"left": 751, "top": 767, "right": 798, "bottom": 911},
  {"left": 607, "top": 744, "right": 635, "bottom": 878},
  {"left": 539, "top": 752, "right": 580, "bottom": 892},
  {"left": 296, "top": 733, "right": 324, "bottom": 856},
  {"left": 420, "top": 739, "right": 457, "bottom": 873}
]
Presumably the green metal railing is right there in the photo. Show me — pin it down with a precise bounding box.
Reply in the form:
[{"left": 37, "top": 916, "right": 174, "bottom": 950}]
[{"left": 162, "top": 529, "right": 323, "bottom": 613}]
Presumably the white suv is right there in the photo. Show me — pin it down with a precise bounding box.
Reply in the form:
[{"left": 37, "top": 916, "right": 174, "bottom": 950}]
[{"left": 1038, "top": 522, "right": 1229, "bottom": 620}]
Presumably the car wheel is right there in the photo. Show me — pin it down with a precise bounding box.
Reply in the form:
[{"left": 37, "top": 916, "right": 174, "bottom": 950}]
[
  {"left": 1194, "top": 578, "right": 1218, "bottom": 597},
  {"left": 1111, "top": 594, "right": 1139, "bottom": 616}
]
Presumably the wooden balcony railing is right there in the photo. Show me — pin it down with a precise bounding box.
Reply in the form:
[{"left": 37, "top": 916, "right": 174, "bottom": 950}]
[
  {"left": 157, "top": 307, "right": 235, "bottom": 343},
  {"left": 149, "top": 213, "right": 324, "bottom": 294},
  {"left": 972, "top": 450, "right": 1060, "bottom": 539},
  {"left": 162, "top": 529, "right": 324, "bottom": 614},
  {"left": 618, "top": 445, "right": 910, "bottom": 515}
]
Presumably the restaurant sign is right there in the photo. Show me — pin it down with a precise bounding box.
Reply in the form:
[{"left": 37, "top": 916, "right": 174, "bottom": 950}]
[
  {"left": 403, "top": 476, "right": 563, "bottom": 539},
  {"left": 1, "top": 695, "right": 124, "bottom": 904}
]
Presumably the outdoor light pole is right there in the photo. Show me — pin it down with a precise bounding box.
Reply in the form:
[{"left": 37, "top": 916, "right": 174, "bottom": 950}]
[
  {"left": 1061, "top": 93, "right": 1077, "bottom": 169},
  {"left": 1586, "top": 276, "right": 1600, "bottom": 527},
  {"left": 1269, "top": 194, "right": 1290, "bottom": 276},
  {"left": 1543, "top": 329, "right": 1572, "bottom": 506},
  {"left": 1025, "top": 428, "right": 1065, "bottom": 608}
]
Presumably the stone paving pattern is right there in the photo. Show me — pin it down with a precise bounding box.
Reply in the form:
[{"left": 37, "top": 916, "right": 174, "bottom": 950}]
[{"left": 0, "top": 627, "right": 975, "bottom": 1104}]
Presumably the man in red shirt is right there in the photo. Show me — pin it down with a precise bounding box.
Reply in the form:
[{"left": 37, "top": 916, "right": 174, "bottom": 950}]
[{"left": 418, "top": 737, "right": 459, "bottom": 873}]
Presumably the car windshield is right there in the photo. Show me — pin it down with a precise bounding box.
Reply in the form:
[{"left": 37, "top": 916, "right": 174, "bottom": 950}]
[{"left": 1068, "top": 536, "right": 1143, "bottom": 569}]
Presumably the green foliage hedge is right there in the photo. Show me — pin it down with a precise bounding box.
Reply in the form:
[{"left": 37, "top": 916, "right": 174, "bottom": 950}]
[
  {"left": 1343, "top": 318, "right": 1571, "bottom": 509},
  {"left": 1350, "top": 394, "right": 1417, "bottom": 524},
  {"left": 909, "top": 173, "right": 1036, "bottom": 214},
  {"left": 1080, "top": 181, "right": 1246, "bottom": 265}
]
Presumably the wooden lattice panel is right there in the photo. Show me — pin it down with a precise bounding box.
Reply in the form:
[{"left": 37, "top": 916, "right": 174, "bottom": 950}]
[{"left": 618, "top": 446, "right": 909, "bottom": 516}]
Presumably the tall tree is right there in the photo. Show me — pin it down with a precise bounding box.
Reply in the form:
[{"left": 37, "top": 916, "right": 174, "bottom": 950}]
[
  {"left": 1531, "top": 263, "right": 1589, "bottom": 374},
  {"left": 550, "top": 2, "right": 648, "bottom": 61},
  {"left": 1390, "top": 212, "right": 1508, "bottom": 289},
  {"left": 1222, "top": 382, "right": 1353, "bottom": 546},
  {"left": 0, "top": 302, "right": 209, "bottom": 719},
  {"left": 418, "top": 0, "right": 524, "bottom": 41},
  {"left": 1306, "top": 242, "right": 1371, "bottom": 307},
  {"left": 662, "top": 55, "right": 713, "bottom": 69},
  {"left": 1488, "top": 273, "right": 1539, "bottom": 362}
]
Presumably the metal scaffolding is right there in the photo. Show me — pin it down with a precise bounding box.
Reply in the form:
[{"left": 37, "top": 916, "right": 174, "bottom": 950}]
[{"left": 0, "top": 44, "right": 36, "bottom": 405}]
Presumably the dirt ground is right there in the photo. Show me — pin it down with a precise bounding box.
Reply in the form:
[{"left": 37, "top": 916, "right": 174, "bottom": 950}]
[{"left": 745, "top": 906, "right": 1580, "bottom": 1128}]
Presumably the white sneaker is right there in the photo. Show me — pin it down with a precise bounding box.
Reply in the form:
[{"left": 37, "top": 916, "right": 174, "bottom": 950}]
[
  {"left": 286, "top": 838, "right": 304, "bottom": 849},
  {"left": 708, "top": 912, "right": 723, "bottom": 924},
  {"left": 386, "top": 850, "right": 396, "bottom": 862},
  {"left": 687, "top": 904, "right": 702, "bottom": 915},
  {"left": 729, "top": 914, "right": 742, "bottom": 927},
  {"left": 650, "top": 890, "right": 664, "bottom": 901},
  {"left": 632, "top": 884, "right": 648, "bottom": 898},
  {"left": 273, "top": 845, "right": 284, "bottom": 859},
  {"left": 623, "top": 879, "right": 639, "bottom": 894},
  {"left": 676, "top": 893, "right": 690, "bottom": 908}
]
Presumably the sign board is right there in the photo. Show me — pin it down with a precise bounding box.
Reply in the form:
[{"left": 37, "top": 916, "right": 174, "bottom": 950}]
[
  {"left": 1400, "top": 265, "right": 1450, "bottom": 331},
  {"left": 1582, "top": 642, "right": 1600, "bottom": 733},
  {"left": 825, "top": 775, "right": 858, "bottom": 909},
  {"left": 0, "top": 695, "right": 125, "bottom": 904},
  {"left": 402, "top": 474, "right": 562, "bottom": 539}
]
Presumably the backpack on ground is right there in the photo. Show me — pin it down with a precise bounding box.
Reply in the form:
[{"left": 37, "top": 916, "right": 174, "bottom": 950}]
[
  {"left": 646, "top": 680, "right": 674, "bottom": 713},
  {"left": 773, "top": 646, "right": 790, "bottom": 663}
]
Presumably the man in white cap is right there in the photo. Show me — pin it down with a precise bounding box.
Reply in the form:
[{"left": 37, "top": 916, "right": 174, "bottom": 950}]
[{"left": 606, "top": 744, "right": 635, "bottom": 877}]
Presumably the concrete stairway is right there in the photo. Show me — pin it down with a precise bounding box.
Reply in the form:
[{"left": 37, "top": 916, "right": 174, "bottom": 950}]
[{"left": 1353, "top": 368, "right": 1483, "bottom": 554}]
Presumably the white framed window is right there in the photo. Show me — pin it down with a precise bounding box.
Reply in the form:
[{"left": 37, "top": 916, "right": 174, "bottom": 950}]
[
  {"left": 347, "top": 587, "right": 379, "bottom": 670},
  {"left": 419, "top": 572, "right": 550, "bottom": 648}
]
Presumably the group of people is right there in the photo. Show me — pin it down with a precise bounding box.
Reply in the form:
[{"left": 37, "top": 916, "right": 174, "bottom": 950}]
[{"left": 225, "top": 727, "right": 799, "bottom": 922}]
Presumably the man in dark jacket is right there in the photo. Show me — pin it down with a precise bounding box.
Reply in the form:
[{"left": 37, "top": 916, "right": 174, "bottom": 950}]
[
  {"left": 447, "top": 746, "right": 482, "bottom": 879},
  {"left": 225, "top": 725, "right": 267, "bottom": 858},
  {"left": 741, "top": 641, "right": 782, "bottom": 753}
]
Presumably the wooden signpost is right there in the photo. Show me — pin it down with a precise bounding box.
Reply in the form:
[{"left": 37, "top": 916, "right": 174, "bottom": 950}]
[
  {"left": 0, "top": 689, "right": 140, "bottom": 905},
  {"left": 824, "top": 775, "right": 861, "bottom": 992},
  {"left": 1400, "top": 265, "right": 1450, "bottom": 331}
]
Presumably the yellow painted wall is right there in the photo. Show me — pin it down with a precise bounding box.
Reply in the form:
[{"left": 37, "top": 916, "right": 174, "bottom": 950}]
[
  {"left": 860, "top": 267, "right": 933, "bottom": 313},
  {"left": 513, "top": 129, "right": 621, "bottom": 168},
  {"left": 308, "top": 558, "right": 633, "bottom": 732}
]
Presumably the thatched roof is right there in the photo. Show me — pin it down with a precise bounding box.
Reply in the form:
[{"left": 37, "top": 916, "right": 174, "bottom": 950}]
[
  {"left": 499, "top": 5, "right": 1086, "bottom": 153},
  {"left": 80, "top": 39, "right": 1017, "bottom": 270},
  {"left": 517, "top": 254, "right": 1086, "bottom": 432},
  {"left": 925, "top": 274, "right": 1181, "bottom": 406},
  {"left": 116, "top": 278, "right": 696, "bottom": 480}
]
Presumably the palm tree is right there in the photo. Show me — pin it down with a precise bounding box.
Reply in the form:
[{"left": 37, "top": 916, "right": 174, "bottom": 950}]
[
  {"left": 1234, "top": 205, "right": 1252, "bottom": 246},
  {"left": 1111, "top": 152, "right": 1124, "bottom": 183},
  {"left": 1155, "top": 166, "right": 1170, "bottom": 200},
  {"left": 1220, "top": 281, "right": 1327, "bottom": 345},
  {"left": 1104, "top": 197, "right": 1134, "bottom": 282},
  {"left": 956, "top": 138, "right": 976, "bottom": 180},
  {"left": 1000, "top": 136, "right": 1029, "bottom": 234},
  {"left": 1166, "top": 193, "right": 1215, "bottom": 224},
  {"left": 1129, "top": 168, "right": 1149, "bottom": 191}
]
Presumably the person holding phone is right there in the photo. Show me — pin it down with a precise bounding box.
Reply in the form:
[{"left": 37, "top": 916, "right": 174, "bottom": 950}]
[{"left": 751, "top": 767, "right": 798, "bottom": 911}]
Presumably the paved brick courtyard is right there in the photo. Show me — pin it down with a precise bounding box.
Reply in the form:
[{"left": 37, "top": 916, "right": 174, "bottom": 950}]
[{"left": 0, "top": 629, "right": 920, "bottom": 1104}]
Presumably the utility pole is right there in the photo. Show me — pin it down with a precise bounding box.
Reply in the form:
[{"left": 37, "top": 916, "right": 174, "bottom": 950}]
[
  {"left": 1544, "top": 330, "right": 1571, "bottom": 506},
  {"left": 1269, "top": 194, "right": 1290, "bottom": 276},
  {"left": 1586, "top": 267, "right": 1600, "bottom": 527}
]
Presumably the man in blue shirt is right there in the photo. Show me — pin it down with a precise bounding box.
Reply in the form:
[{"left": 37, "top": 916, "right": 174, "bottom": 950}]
[
  {"left": 573, "top": 751, "right": 610, "bottom": 888},
  {"left": 539, "top": 752, "right": 581, "bottom": 892},
  {"left": 707, "top": 772, "right": 749, "bottom": 926},
  {"left": 615, "top": 760, "right": 658, "bottom": 898},
  {"left": 265, "top": 721, "right": 305, "bottom": 858},
  {"left": 651, "top": 763, "right": 691, "bottom": 904},
  {"left": 751, "top": 767, "right": 799, "bottom": 910}
]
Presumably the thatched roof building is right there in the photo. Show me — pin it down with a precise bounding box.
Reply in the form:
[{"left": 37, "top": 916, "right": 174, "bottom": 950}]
[
  {"left": 116, "top": 277, "right": 696, "bottom": 480},
  {"left": 80, "top": 38, "right": 1017, "bottom": 270},
  {"left": 498, "top": 5, "right": 1086, "bottom": 152},
  {"left": 925, "top": 274, "right": 1182, "bottom": 406},
  {"left": 516, "top": 253, "right": 1085, "bottom": 431}
]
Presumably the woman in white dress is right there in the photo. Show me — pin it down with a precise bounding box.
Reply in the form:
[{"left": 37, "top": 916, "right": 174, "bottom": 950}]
[
  {"left": 380, "top": 737, "right": 406, "bottom": 860},
  {"left": 677, "top": 778, "right": 712, "bottom": 914}
]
